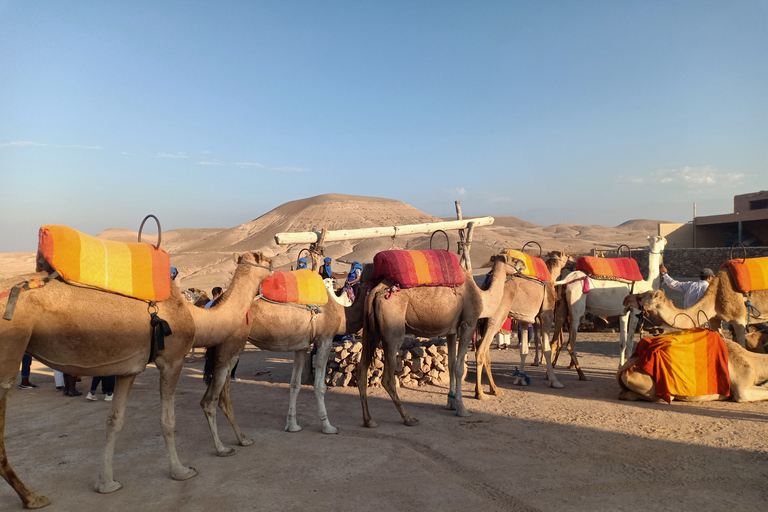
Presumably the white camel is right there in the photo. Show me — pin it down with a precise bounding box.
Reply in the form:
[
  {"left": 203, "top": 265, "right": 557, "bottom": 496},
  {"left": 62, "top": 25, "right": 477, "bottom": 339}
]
[{"left": 554, "top": 236, "right": 667, "bottom": 368}]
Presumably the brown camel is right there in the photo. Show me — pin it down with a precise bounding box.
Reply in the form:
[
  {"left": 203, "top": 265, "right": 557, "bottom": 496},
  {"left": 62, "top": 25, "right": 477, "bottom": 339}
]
[
  {"left": 622, "top": 267, "right": 768, "bottom": 349},
  {"left": 617, "top": 336, "right": 768, "bottom": 403},
  {"left": 357, "top": 254, "right": 522, "bottom": 427},
  {"left": 207, "top": 265, "right": 373, "bottom": 448},
  {"left": 0, "top": 252, "right": 272, "bottom": 509},
  {"left": 474, "top": 251, "right": 572, "bottom": 400}
]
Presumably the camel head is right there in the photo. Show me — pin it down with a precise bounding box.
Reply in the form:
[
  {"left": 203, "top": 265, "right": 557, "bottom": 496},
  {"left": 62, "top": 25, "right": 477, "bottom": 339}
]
[
  {"left": 646, "top": 235, "right": 668, "bottom": 254},
  {"left": 496, "top": 253, "right": 526, "bottom": 276},
  {"left": 623, "top": 289, "right": 666, "bottom": 314},
  {"left": 545, "top": 251, "right": 572, "bottom": 278},
  {"left": 233, "top": 252, "right": 273, "bottom": 269}
]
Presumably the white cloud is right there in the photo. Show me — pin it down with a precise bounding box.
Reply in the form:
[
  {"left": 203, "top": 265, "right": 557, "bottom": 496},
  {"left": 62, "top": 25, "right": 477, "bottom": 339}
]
[
  {"left": 455, "top": 187, "right": 466, "bottom": 196},
  {"left": 158, "top": 152, "right": 190, "bottom": 159},
  {"left": 233, "top": 162, "right": 265, "bottom": 168},
  {"left": 1, "top": 141, "right": 47, "bottom": 147},
  {"left": 619, "top": 166, "right": 745, "bottom": 189},
  {"left": 197, "top": 160, "right": 224, "bottom": 166},
  {"left": 274, "top": 166, "right": 310, "bottom": 173}
]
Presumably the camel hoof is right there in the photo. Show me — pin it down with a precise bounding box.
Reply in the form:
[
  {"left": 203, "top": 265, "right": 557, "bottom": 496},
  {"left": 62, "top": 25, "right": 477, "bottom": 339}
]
[
  {"left": 23, "top": 494, "right": 51, "bottom": 509},
  {"left": 549, "top": 381, "right": 565, "bottom": 389},
  {"left": 531, "top": 361, "right": 540, "bottom": 367},
  {"left": 364, "top": 419, "right": 378, "bottom": 428},
  {"left": 97, "top": 480, "right": 122, "bottom": 494},
  {"left": 322, "top": 425, "right": 339, "bottom": 435},
  {"left": 618, "top": 390, "right": 641, "bottom": 401},
  {"left": 238, "top": 436, "right": 254, "bottom": 446},
  {"left": 285, "top": 424, "right": 303, "bottom": 433},
  {"left": 475, "top": 393, "right": 489, "bottom": 401},
  {"left": 172, "top": 466, "right": 197, "bottom": 481},
  {"left": 579, "top": 375, "right": 592, "bottom": 381},
  {"left": 404, "top": 417, "right": 420, "bottom": 427},
  {"left": 490, "top": 388, "right": 504, "bottom": 397},
  {"left": 217, "top": 447, "right": 236, "bottom": 457},
  {"left": 456, "top": 408, "right": 472, "bottom": 418},
  {"left": 513, "top": 377, "right": 528, "bottom": 386}
]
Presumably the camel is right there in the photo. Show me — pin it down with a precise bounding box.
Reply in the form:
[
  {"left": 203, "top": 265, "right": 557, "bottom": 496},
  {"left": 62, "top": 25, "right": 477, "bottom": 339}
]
[
  {"left": 617, "top": 335, "right": 768, "bottom": 403},
  {"left": 622, "top": 267, "right": 768, "bottom": 349},
  {"left": 0, "top": 252, "right": 272, "bottom": 509},
  {"left": 554, "top": 236, "right": 667, "bottom": 369},
  {"left": 474, "top": 251, "right": 572, "bottom": 399},
  {"left": 357, "top": 253, "right": 523, "bottom": 427},
  {"left": 205, "top": 265, "right": 373, "bottom": 448}
]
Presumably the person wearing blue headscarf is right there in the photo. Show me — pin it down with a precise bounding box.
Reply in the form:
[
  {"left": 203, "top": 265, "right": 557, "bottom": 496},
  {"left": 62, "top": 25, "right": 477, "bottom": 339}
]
[
  {"left": 319, "top": 257, "right": 334, "bottom": 279},
  {"left": 296, "top": 257, "right": 308, "bottom": 270},
  {"left": 343, "top": 261, "right": 364, "bottom": 302}
]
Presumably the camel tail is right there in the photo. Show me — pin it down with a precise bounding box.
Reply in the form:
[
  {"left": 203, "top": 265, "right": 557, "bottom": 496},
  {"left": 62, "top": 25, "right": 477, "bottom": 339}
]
[{"left": 358, "top": 292, "right": 378, "bottom": 382}]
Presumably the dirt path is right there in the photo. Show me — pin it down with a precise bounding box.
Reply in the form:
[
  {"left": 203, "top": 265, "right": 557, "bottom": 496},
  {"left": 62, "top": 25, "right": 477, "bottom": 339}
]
[{"left": 4, "top": 333, "right": 768, "bottom": 511}]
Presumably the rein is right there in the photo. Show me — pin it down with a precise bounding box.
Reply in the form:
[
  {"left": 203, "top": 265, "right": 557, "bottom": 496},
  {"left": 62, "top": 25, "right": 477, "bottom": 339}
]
[{"left": 238, "top": 261, "right": 275, "bottom": 273}]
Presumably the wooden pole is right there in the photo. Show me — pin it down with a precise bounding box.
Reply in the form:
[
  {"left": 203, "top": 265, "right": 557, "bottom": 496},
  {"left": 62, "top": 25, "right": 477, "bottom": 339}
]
[{"left": 275, "top": 216, "right": 495, "bottom": 245}]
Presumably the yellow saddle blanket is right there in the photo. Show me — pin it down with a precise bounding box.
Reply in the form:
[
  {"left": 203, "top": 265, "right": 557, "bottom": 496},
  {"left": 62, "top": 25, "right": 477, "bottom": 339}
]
[
  {"left": 37, "top": 225, "right": 172, "bottom": 302},
  {"left": 502, "top": 250, "right": 552, "bottom": 282},
  {"left": 721, "top": 257, "right": 768, "bottom": 292},
  {"left": 260, "top": 269, "right": 328, "bottom": 305}
]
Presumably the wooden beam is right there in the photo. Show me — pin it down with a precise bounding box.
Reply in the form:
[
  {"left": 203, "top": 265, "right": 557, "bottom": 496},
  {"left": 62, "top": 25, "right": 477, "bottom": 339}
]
[{"left": 275, "top": 216, "right": 495, "bottom": 245}]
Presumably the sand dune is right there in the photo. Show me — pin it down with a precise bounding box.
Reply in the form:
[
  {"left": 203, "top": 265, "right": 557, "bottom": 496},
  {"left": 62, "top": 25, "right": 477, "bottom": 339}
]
[{"left": 0, "top": 194, "right": 667, "bottom": 292}]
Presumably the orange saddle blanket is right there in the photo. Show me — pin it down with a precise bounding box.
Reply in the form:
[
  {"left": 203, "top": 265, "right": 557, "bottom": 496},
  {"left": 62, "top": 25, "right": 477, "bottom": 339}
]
[
  {"left": 37, "top": 224, "right": 171, "bottom": 302},
  {"left": 576, "top": 256, "right": 643, "bottom": 281},
  {"left": 371, "top": 250, "right": 465, "bottom": 289},
  {"left": 502, "top": 250, "right": 551, "bottom": 282},
  {"left": 260, "top": 269, "right": 328, "bottom": 305},
  {"left": 721, "top": 257, "right": 768, "bottom": 292},
  {"left": 627, "top": 327, "right": 730, "bottom": 403}
]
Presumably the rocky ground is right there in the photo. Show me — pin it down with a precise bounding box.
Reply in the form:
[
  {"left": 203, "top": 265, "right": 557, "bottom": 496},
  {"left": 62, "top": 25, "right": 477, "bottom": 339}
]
[{"left": 4, "top": 332, "right": 767, "bottom": 511}]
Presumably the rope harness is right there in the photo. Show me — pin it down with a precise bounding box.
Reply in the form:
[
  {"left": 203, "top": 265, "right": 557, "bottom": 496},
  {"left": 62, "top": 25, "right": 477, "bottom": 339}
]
[{"left": 2, "top": 271, "right": 60, "bottom": 321}]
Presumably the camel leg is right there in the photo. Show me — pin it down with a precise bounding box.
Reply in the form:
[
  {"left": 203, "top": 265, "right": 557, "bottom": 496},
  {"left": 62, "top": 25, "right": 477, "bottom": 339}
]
[
  {"left": 0, "top": 386, "right": 52, "bottom": 509},
  {"left": 356, "top": 333, "right": 376, "bottom": 429},
  {"left": 381, "top": 337, "right": 419, "bottom": 426},
  {"left": 285, "top": 350, "right": 306, "bottom": 432},
  {"left": 732, "top": 322, "right": 748, "bottom": 349},
  {"left": 96, "top": 374, "right": 136, "bottom": 493},
  {"left": 446, "top": 333, "right": 458, "bottom": 409},
  {"left": 200, "top": 357, "right": 237, "bottom": 457},
  {"left": 312, "top": 339, "right": 338, "bottom": 434},
  {"left": 616, "top": 358, "right": 663, "bottom": 402},
  {"left": 216, "top": 377, "right": 253, "bottom": 447},
  {"left": 514, "top": 327, "right": 530, "bottom": 386},
  {"left": 562, "top": 329, "right": 590, "bottom": 381},
  {"left": 452, "top": 323, "right": 473, "bottom": 417},
  {"left": 532, "top": 323, "right": 541, "bottom": 366},
  {"left": 155, "top": 359, "right": 197, "bottom": 479},
  {"left": 475, "top": 318, "right": 504, "bottom": 400},
  {"left": 618, "top": 310, "right": 633, "bottom": 367},
  {"left": 539, "top": 313, "right": 564, "bottom": 389}
]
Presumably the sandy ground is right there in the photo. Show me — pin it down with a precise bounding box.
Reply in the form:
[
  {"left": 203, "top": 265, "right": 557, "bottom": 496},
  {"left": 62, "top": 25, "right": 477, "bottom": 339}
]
[{"left": 4, "top": 333, "right": 768, "bottom": 512}]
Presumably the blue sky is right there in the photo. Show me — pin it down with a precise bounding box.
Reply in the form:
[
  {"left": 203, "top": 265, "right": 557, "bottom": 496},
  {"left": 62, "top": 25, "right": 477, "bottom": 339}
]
[{"left": 1, "top": 1, "right": 766, "bottom": 252}]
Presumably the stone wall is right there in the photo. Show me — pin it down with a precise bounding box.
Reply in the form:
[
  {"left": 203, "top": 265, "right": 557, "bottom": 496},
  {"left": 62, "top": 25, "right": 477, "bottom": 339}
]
[{"left": 609, "top": 247, "right": 768, "bottom": 279}]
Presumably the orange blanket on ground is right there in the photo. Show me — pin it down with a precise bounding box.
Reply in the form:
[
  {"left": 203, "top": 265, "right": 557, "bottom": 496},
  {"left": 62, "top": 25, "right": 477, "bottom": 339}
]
[
  {"left": 628, "top": 327, "right": 730, "bottom": 403},
  {"left": 371, "top": 250, "right": 465, "bottom": 288},
  {"left": 502, "top": 250, "right": 551, "bottom": 282},
  {"left": 37, "top": 224, "right": 171, "bottom": 302},
  {"left": 260, "top": 269, "right": 328, "bottom": 305},
  {"left": 576, "top": 256, "right": 643, "bottom": 281},
  {"left": 721, "top": 257, "right": 768, "bottom": 292}
]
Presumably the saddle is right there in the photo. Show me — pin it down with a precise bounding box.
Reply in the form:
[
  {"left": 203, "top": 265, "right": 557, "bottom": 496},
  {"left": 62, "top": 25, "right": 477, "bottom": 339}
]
[
  {"left": 721, "top": 257, "right": 768, "bottom": 293},
  {"left": 37, "top": 224, "right": 172, "bottom": 302},
  {"left": 502, "top": 249, "right": 551, "bottom": 283},
  {"left": 371, "top": 249, "right": 465, "bottom": 289},
  {"left": 260, "top": 269, "right": 328, "bottom": 305},
  {"left": 576, "top": 256, "right": 643, "bottom": 282}
]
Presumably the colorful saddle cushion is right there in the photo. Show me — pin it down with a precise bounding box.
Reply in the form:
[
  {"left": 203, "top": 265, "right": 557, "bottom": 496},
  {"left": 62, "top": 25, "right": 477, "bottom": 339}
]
[
  {"left": 502, "top": 250, "right": 551, "bottom": 282},
  {"left": 37, "top": 224, "right": 171, "bottom": 302},
  {"left": 371, "top": 250, "right": 465, "bottom": 288},
  {"left": 721, "top": 257, "right": 768, "bottom": 292},
  {"left": 260, "top": 269, "right": 328, "bottom": 305},
  {"left": 576, "top": 256, "right": 643, "bottom": 281},
  {"left": 627, "top": 327, "right": 730, "bottom": 404}
]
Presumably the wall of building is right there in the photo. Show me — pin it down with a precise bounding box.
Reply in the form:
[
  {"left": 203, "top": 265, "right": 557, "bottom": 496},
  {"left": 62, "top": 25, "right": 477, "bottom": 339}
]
[{"left": 658, "top": 222, "right": 693, "bottom": 248}]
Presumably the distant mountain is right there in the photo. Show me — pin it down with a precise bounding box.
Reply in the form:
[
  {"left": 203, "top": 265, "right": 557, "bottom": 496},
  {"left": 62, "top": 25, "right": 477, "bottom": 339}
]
[{"left": 616, "top": 219, "right": 670, "bottom": 230}]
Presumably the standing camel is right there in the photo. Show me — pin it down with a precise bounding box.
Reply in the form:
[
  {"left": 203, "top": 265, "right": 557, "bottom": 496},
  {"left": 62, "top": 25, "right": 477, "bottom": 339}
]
[
  {"left": 206, "top": 265, "right": 373, "bottom": 450},
  {"left": 623, "top": 268, "right": 768, "bottom": 348},
  {"left": 554, "top": 236, "right": 667, "bottom": 368},
  {"left": 474, "top": 251, "right": 571, "bottom": 399},
  {"left": 357, "top": 252, "right": 521, "bottom": 427},
  {"left": 0, "top": 252, "right": 272, "bottom": 509}
]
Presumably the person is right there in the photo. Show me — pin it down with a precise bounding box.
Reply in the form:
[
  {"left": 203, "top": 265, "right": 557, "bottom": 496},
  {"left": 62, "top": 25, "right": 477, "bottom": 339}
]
[
  {"left": 296, "top": 257, "right": 309, "bottom": 270},
  {"left": 659, "top": 266, "right": 715, "bottom": 309},
  {"left": 86, "top": 375, "right": 115, "bottom": 401},
  {"left": 517, "top": 322, "right": 534, "bottom": 347},
  {"left": 496, "top": 316, "right": 513, "bottom": 350},
  {"left": 170, "top": 266, "right": 181, "bottom": 289},
  {"left": 18, "top": 353, "right": 38, "bottom": 389},
  {"left": 205, "top": 287, "right": 223, "bottom": 309},
  {"left": 319, "top": 257, "right": 334, "bottom": 279},
  {"left": 62, "top": 373, "right": 82, "bottom": 397},
  {"left": 342, "top": 261, "right": 363, "bottom": 302}
]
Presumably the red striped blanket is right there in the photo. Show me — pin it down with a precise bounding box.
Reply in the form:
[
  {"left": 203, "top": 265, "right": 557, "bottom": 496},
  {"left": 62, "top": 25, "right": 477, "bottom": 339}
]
[
  {"left": 576, "top": 256, "right": 643, "bottom": 281},
  {"left": 627, "top": 327, "right": 730, "bottom": 403},
  {"left": 37, "top": 224, "right": 171, "bottom": 302},
  {"left": 260, "top": 269, "right": 328, "bottom": 305},
  {"left": 721, "top": 257, "right": 768, "bottom": 292},
  {"left": 371, "top": 250, "right": 465, "bottom": 288}
]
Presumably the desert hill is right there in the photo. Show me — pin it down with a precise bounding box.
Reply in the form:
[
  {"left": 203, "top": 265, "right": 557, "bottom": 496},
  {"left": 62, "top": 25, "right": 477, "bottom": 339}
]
[{"left": 0, "top": 194, "right": 667, "bottom": 293}]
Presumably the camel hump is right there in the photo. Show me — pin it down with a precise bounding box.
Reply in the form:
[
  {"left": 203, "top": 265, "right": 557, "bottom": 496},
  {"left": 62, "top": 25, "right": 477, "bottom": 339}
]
[
  {"left": 260, "top": 269, "right": 328, "bottom": 305},
  {"left": 632, "top": 327, "right": 731, "bottom": 403},
  {"left": 371, "top": 249, "right": 465, "bottom": 289},
  {"left": 37, "top": 224, "right": 171, "bottom": 302},
  {"left": 502, "top": 249, "right": 551, "bottom": 282},
  {"left": 576, "top": 256, "right": 642, "bottom": 281},
  {"left": 721, "top": 257, "right": 768, "bottom": 292}
]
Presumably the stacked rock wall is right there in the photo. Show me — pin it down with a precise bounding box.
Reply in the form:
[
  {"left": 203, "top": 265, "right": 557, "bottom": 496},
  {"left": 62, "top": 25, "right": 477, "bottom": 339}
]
[{"left": 612, "top": 247, "right": 768, "bottom": 280}]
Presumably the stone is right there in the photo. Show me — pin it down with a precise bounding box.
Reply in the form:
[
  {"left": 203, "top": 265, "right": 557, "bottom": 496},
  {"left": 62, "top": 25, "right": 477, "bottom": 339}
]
[
  {"left": 412, "top": 346, "right": 426, "bottom": 357},
  {"left": 349, "top": 342, "right": 363, "bottom": 353}
]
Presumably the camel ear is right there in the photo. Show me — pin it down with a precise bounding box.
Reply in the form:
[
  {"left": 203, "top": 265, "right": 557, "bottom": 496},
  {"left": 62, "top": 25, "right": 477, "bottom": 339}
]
[{"left": 233, "top": 253, "right": 239, "bottom": 264}]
